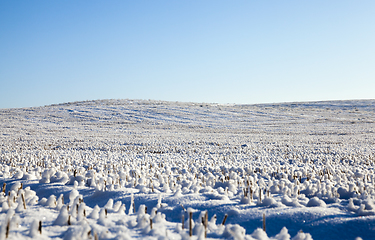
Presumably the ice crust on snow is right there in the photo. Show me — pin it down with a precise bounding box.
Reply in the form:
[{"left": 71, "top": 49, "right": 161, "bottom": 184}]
[{"left": 0, "top": 99, "right": 375, "bottom": 239}]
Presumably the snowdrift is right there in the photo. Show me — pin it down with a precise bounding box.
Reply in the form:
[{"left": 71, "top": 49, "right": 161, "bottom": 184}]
[{"left": 0, "top": 99, "right": 375, "bottom": 239}]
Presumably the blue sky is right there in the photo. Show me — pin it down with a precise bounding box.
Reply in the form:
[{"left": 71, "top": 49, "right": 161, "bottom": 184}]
[{"left": 1, "top": 1, "right": 374, "bottom": 108}]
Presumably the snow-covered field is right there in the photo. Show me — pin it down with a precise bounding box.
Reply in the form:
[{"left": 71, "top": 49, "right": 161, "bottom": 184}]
[{"left": 1, "top": 99, "right": 375, "bottom": 240}]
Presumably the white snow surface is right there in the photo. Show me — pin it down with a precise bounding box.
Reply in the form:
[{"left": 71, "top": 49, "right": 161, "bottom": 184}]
[{"left": 0, "top": 99, "right": 375, "bottom": 239}]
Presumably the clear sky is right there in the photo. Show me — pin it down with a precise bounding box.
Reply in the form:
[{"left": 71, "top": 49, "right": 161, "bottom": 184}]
[{"left": 1, "top": 1, "right": 374, "bottom": 109}]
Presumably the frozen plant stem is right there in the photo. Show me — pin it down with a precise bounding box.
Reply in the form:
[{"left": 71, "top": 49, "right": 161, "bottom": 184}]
[
  {"left": 204, "top": 211, "right": 208, "bottom": 238},
  {"left": 6, "top": 220, "right": 9, "bottom": 238},
  {"left": 222, "top": 214, "right": 228, "bottom": 225},
  {"left": 263, "top": 213, "right": 266, "bottom": 232},
  {"left": 189, "top": 212, "right": 193, "bottom": 236},
  {"left": 21, "top": 193, "right": 26, "bottom": 209},
  {"left": 182, "top": 214, "right": 184, "bottom": 230},
  {"left": 38, "top": 221, "right": 42, "bottom": 234}
]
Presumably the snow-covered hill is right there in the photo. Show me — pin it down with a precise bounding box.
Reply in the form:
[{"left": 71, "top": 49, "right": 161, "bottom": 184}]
[{"left": 0, "top": 99, "right": 375, "bottom": 239}]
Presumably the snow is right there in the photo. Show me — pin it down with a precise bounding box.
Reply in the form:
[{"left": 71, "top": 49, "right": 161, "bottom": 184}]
[{"left": 1, "top": 99, "right": 375, "bottom": 239}]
